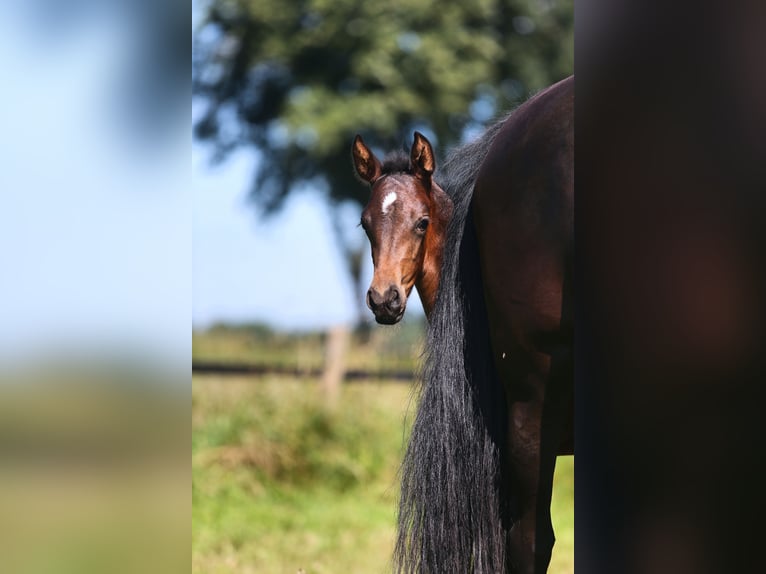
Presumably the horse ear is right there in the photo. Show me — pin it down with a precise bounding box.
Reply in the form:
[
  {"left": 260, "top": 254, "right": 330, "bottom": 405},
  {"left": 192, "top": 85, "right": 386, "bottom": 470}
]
[
  {"left": 352, "top": 135, "right": 382, "bottom": 184},
  {"left": 410, "top": 131, "right": 435, "bottom": 182}
]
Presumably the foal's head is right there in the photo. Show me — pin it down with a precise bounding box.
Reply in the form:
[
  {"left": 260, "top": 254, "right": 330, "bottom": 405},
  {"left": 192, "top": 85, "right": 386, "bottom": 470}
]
[{"left": 352, "top": 132, "right": 452, "bottom": 324}]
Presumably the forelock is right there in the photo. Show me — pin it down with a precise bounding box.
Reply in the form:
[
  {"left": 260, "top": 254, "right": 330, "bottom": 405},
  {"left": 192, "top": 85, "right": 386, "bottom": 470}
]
[{"left": 380, "top": 152, "right": 411, "bottom": 175}]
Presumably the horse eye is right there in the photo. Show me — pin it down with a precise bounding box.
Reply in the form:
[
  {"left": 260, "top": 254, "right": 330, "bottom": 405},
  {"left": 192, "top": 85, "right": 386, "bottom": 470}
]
[{"left": 416, "top": 218, "right": 430, "bottom": 233}]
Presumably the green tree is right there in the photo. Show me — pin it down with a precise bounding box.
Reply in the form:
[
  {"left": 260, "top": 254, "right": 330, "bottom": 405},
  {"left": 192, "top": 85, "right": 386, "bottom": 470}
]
[{"left": 193, "top": 0, "right": 573, "bottom": 324}]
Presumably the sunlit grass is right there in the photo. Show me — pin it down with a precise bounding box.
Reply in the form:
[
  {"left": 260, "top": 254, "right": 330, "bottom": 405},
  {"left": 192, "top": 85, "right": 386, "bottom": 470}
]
[
  {"left": 193, "top": 377, "right": 409, "bottom": 573},
  {"left": 192, "top": 375, "right": 573, "bottom": 573},
  {"left": 551, "top": 455, "right": 574, "bottom": 573}
]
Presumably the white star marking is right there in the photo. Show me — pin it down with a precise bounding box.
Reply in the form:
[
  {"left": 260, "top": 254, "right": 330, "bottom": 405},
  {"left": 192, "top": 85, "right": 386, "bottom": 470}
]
[{"left": 382, "top": 191, "right": 398, "bottom": 214}]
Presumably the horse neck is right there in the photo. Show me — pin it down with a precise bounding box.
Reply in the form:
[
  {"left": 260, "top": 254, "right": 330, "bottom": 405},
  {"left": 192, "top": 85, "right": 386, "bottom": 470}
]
[{"left": 417, "top": 183, "right": 453, "bottom": 318}]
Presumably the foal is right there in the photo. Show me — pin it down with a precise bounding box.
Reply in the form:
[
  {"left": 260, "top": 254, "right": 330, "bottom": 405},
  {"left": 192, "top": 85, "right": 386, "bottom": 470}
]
[{"left": 352, "top": 133, "right": 453, "bottom": 324}]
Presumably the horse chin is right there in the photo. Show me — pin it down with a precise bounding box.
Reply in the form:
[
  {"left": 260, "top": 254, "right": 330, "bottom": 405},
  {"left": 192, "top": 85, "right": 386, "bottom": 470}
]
[{"left": 374, "top": 310, "right": 405, "bottom": 325}]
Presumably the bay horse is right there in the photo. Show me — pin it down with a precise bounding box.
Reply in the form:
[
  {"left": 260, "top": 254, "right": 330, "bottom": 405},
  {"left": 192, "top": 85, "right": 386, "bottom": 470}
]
[
  {"left": 352, "top": 122, "right": 506, "bottom": 323},
  {"left": 352, "top": 75, "right": 573, "bottom": 573},
  {"left": 351, "top": 131, "right": 452, "bottom": 322}
]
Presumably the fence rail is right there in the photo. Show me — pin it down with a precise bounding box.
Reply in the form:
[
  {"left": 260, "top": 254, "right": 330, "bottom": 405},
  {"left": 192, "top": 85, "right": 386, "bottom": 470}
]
[{"left": 192, "top": 361, "right": 415, "bottom": 382}]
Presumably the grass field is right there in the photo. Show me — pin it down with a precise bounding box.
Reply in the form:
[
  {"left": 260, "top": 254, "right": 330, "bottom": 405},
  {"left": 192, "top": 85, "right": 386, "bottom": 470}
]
[{"left": 192, "top": 374, "right": 573, "bottom": 573}]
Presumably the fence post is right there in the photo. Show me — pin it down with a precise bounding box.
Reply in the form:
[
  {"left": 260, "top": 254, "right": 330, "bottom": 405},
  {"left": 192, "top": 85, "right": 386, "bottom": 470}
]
[{"left": 322, "top": 324, "right": 350, "bottom": 404}]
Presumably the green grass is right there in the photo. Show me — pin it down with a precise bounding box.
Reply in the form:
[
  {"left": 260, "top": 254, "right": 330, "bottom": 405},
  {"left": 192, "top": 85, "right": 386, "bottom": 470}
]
[
  {"left": 193, "top": 377, "right": 409, "bottom": 573},
  {"left": 193, "top": 375, "right": 573, "bottom": 573},
  {"left": 550, "top": 455, "right": 574, "bottom": 574}
]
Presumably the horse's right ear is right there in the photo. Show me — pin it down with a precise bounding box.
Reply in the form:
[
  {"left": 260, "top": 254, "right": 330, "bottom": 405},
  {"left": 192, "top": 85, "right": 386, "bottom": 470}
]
[{"left": 352, "top": 135, "right": 382, "bottom": 184}]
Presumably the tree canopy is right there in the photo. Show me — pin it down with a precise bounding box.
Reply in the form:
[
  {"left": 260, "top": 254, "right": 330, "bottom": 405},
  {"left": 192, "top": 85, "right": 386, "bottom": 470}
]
[
  {"left": 193, "top": 0, "right": 573, "bottom": 214},
  {"left": 193, "top": 0, "right": 572, "bottom": 326}
]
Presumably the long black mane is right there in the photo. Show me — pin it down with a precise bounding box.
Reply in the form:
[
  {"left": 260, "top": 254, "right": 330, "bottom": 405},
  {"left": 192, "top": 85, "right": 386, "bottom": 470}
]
[{"left": 395, "top": 117, "right": 511, "bottom": 573}]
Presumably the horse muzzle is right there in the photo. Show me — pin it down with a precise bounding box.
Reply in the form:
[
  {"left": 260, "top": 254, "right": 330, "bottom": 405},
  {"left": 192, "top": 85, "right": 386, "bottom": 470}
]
[{"left": 366, "top": 285, "right": 406, "bottom": 324}]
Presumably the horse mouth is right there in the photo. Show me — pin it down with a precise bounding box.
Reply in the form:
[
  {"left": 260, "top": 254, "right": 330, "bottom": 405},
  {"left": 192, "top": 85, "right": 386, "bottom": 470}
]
[{"left": 374, "top": 309, "right": 405, "bottom": 325}]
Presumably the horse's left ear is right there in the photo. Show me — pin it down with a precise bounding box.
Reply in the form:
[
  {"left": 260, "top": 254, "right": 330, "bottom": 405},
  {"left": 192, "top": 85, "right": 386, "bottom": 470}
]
[{"left": 410, "top": 131, "right": 435, "bottom": 183}]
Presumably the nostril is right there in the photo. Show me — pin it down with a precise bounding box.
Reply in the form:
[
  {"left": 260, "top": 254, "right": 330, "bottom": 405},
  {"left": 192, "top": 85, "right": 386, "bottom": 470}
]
[
  {"left": 366, "top": 289, "right": 376, "bottom": 310},
  {"left": 386, "top": 288, "right": 403, "bottom": 313}
]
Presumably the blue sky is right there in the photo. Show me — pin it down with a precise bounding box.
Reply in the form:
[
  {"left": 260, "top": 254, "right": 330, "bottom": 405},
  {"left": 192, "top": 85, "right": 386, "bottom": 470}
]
[
  {"left": 194, "top": 148, "right": 360, "bottom": 330},
  {"left": 0, "top": 4, "right": 190, "bottom": 365},
  {"left": 0, "top": 0, "right": 423, "bottom": 371},
  {"left": 0, "top": 1, "right": 425, "bottom": 370},
  {"left": 191, "top": 0, "right": 358, "bottom": 332}
]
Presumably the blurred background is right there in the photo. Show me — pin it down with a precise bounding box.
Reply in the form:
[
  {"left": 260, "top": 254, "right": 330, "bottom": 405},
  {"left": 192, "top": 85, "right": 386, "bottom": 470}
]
[
  {"left": 192, "top": 0, "right": 573, "bottom": 572},
  {"left": 0, "top": 1, "right": 188, "bottom": 573},
  {"left": 0, "top": 0, "right": 572, "bottom": 571}
]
